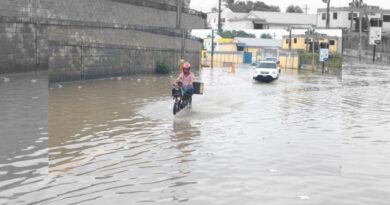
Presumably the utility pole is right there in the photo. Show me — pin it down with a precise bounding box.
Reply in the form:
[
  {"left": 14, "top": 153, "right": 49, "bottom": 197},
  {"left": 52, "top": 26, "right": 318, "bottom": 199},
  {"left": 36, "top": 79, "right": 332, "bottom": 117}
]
[
  {"left": 312, "top": 36, "right": 315, "bottom": 70},
  {"left": 176, "top": 0, "right": 182, "bottom": 29},
  {"left": 181, "top": 30, "right": 185, "bottom": 59},
  {"left": 358, "top": 0, "right": 363, "bottom": 61},
  {"left": 326, "top": 0, "right": 331, "bottom": 29},
  {"left": 303, "top": 5, "right": 309, "bottom": 14},
  {"left": 350, "top": 0, "right": 355, "bottom": 30},
  {"left": 218, "top": 0, "right": 222, "bottom": 33},
  {"left": 211, "top": 29, "right": 215, "bottom": 69},
  {"left": 288, "top": 26, "right": 292, "bottom": 51}
]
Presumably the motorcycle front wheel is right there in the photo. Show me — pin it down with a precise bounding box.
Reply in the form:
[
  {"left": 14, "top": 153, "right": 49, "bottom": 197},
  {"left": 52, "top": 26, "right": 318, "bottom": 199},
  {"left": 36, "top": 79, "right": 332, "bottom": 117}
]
[{"left": 173, "top": 102, "right": 180, "bottom": 115}]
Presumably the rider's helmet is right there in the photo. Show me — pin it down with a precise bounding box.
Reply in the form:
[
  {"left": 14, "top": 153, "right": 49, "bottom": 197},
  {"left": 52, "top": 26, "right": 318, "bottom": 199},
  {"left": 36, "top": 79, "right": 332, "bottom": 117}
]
[{"left": 183, "top": 62, "right": 191, "bottom": 70}]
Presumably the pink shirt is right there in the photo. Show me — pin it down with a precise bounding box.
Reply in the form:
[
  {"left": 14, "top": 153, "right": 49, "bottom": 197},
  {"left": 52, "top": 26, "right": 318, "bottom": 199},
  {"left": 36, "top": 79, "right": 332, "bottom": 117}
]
[{"left": 178, "top": 72, "right": 195, "bottom": 87}]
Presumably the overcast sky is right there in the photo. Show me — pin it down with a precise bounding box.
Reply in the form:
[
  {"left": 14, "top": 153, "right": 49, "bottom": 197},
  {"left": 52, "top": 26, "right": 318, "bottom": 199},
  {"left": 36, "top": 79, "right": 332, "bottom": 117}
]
[
  {"left": 190, "top": 0, "right": 390, "bottom": 14},
  {"left": 191, "top": 29, "right": 342, "bottom": 39}
]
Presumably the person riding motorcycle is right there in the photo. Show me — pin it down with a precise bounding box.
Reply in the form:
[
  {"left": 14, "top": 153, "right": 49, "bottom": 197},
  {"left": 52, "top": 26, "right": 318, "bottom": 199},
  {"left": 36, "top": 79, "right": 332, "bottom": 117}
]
[{"left": 174, "top": 62, "right": 195, "bottom": 108}]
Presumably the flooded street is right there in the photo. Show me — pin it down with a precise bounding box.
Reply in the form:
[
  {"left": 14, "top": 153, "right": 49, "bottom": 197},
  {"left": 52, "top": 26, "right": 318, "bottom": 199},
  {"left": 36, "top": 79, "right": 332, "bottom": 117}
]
[
  {"left": 1, "top": 61, "right": 390, "bottom": 205},
  {"left": 0, "top": 72, "right": 48, "bottom": 203}
]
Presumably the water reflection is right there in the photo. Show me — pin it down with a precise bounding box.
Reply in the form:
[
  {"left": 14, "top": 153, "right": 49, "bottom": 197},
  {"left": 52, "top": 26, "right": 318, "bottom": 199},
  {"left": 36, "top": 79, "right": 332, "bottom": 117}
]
[{"left": 172, "top": 119, "right": 201, "bottom": 155}]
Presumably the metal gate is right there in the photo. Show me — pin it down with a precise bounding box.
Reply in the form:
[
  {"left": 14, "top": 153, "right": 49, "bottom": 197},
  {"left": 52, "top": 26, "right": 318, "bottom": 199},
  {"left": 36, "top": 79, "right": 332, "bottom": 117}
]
[{"left": 244, "top": 52, "right": 252, "bottom": 64}]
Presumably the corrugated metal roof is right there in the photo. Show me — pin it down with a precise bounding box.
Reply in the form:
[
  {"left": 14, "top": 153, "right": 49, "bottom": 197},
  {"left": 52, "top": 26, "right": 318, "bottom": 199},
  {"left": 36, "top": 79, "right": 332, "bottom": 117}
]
[
  {"left": 229, "top": 11, "right": 317, "bottom": 25},
  {"left": 235, "top": 37, "right": 281, "bottom": 48}
]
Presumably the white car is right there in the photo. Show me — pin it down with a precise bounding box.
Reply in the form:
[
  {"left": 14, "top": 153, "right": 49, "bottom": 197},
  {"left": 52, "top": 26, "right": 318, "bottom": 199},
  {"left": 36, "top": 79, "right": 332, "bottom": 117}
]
[
  {"left": 252, "top": 61, "right": 279, "bottom": 82},
  {"left": 264, "top": 57, "right": 281, "bottom": 73}
]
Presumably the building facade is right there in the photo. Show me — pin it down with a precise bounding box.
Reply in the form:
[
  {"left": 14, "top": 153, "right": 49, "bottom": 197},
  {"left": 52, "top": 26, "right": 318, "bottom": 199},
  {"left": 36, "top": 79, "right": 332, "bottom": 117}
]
[
  {"left": 316, "top": 6, "right": 390, "bottom": 33},
  {"left": 282, "top": 34, "right": 341, "bottom": 54},
  {"left": 207, "top": 9, "right": 316, "bottom": 30},
  {"left": 228, "top": 11, "right": 317, "bottom": 30}
]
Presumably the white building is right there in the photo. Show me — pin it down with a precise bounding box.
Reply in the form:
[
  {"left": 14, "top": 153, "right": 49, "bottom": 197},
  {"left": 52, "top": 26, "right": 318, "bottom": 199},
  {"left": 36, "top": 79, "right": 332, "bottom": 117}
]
[
  {"left": 316, "top": 7, "right": 390, "bottom": 33},
  {"left": 228, "top": 11, "right": 317, "bottom": 29},
  {"left": 207, "top": 8, "right": 247, "bottom": 29},
  {"left": 207, "top": 9, "right": 316, "bottom": 30}
]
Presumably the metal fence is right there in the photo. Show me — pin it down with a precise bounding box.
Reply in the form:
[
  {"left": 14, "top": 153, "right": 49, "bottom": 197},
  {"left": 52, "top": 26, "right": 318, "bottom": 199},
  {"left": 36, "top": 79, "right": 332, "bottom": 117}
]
[
  {"left": 299, "top": 52, "right": 342, "bottom": 69},
  {"left": 201, "top": 51, "right": 244, "bottom": 67}
]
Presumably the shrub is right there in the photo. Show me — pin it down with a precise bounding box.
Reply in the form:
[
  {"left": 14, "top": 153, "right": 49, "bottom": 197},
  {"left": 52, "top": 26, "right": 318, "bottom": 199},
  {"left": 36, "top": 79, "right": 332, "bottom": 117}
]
[{"left": 155, "top": 62, "right": 170, "bottom": 74}]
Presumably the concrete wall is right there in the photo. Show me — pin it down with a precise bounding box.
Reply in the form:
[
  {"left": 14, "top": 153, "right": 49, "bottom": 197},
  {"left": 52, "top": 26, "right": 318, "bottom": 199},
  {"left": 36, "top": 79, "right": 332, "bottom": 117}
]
[
  {"left": 48, "top": 27, "right": 202, "bottom": 82},
  {"left": 0, "top": 21, "right": 48, "bottom": 74},
  {"left": 343, "top": 31, "right": 390, "bottom": 63},
  {"left": 0, "top": 0, "right": 204, "bottom": 29},
  {"left": 0, "top": 0, "right": 206, "bottom": 75}
]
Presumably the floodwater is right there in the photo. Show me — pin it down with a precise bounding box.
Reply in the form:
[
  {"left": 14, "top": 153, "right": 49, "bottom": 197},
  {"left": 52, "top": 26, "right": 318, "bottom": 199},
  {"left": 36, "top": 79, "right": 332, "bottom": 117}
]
[
  {"left": 1, "top": 61, "right": 390, "bottom": 205},
  {"left": 0, "top": 72, "right": 48, "bottom": 204}
]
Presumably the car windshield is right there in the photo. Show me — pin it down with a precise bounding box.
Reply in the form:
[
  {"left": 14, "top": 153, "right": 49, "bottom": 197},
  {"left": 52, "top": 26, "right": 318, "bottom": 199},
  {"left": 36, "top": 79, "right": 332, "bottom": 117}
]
[
  {"left": 265, "top": 58, "right": 277, "bottom": 62},
  {"left": 257, "top": 62, "right": 277, "bottom": 69}
]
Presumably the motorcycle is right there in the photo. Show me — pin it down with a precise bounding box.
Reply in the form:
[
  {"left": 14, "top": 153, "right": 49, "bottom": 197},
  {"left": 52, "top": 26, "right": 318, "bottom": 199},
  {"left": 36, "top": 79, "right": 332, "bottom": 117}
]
[{"left": 172, "top": 84, "right": 192, "bottom": 115}]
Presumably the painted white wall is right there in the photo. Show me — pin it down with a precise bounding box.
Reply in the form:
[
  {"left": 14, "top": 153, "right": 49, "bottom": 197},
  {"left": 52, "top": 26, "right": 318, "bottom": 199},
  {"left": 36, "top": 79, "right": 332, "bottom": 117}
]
[
  {"left": 203, "top": 36, "right": 220, "bottom": 51},
  {"left": 316, "top": 9, "right": 390, "bottom": 32},
  {"left": 206, "top": 8, "right": 233, "bottom": 29},
  {"left": 227, "top": 20, "right": 254, "bottom": 29},
  {"left": 317, "top": 10, "right": 358, "bottom": 28}
]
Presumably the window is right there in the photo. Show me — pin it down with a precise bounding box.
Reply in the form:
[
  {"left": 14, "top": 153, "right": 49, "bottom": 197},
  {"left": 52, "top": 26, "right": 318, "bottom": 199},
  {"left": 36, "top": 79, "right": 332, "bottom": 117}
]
[
  {"left": 322, "top": 13, "right": 326, "bottom": 20},
  {"left": 329, "top": 40, "right": 335, "bottom": 46},
  {"left": 333, "top": 12, "right": 338, "bottom": 20},
  {"left": 257, "top": 62, "right": 277, "bottom": 69},
  {"left": 294, "top": 38, "right": 297, "bottom": 44},
  {"left": 254, "top": 24, "right": 264, "bottom": 29},
  {"left": 370, "top": 18, "right": 382, "bottom": 27},
  {"left": 384, "top": 15, "right": 390, "bottom": 22},
  {"left": 348, "top": 13, "right": 358, "bottom": 20}
]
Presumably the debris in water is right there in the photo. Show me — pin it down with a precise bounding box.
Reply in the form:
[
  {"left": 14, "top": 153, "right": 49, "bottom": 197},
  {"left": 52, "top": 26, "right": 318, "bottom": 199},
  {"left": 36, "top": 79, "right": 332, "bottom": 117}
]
[
  {"left": 1, "top": 77, "right": 10, "bottom": 83},
  {"left": 297, "top": 196, "right": 310, "bottom": 200},
  {"left": 268, "top": 169, "right": 278, "bottom": 173}
]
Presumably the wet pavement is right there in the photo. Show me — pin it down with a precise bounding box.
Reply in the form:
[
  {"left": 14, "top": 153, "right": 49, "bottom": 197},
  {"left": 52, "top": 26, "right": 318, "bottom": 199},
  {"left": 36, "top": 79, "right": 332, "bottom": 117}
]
[{"left": 1, "top": 61, "right": 390, "bottom": 204}]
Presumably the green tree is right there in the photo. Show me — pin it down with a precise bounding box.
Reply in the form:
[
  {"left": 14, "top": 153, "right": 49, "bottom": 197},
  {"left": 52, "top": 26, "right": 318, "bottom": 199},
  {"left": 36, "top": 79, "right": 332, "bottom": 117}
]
[
  {"left": 286, "top": 5, "right": 304, "bottom": 13},
  {"left": 218, "top": 30, "right": 256, "bottom": 38},
  {"left": 223, "top": 0, "right": 280, "bottom": 12},
  {"left": 260, "top": 33, "right": 273, "bottom": 39},
  {"left": 305, "top": 28, "right": 318, "bottom": 35}
]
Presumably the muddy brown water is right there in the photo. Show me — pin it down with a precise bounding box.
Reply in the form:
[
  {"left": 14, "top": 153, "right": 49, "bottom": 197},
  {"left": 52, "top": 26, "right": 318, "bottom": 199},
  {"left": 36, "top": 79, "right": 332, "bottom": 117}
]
[{"left": 1, "top": 61, "right": 389, "bottom": 204}]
